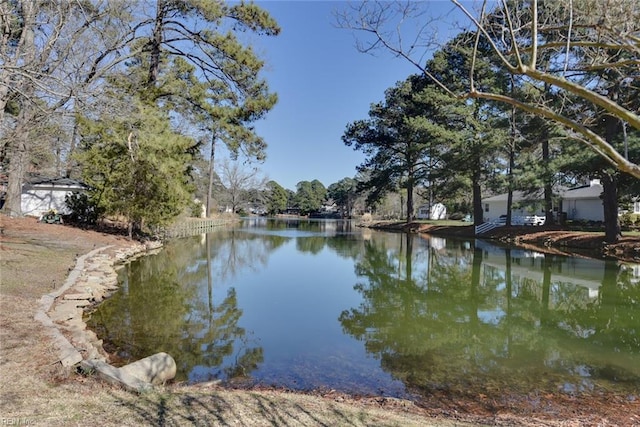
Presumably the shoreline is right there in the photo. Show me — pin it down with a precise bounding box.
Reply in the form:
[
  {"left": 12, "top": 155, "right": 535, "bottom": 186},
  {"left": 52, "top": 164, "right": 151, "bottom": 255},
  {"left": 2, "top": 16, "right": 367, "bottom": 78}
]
[
  {"left": 361, "top": 220, "right": 640, "bottom": 263},
  {"left": 35, "top": 240, "right": 165, "bottom": 391},
  {"left": 2, "top": 215, "right": 639, "bottom": 425}
]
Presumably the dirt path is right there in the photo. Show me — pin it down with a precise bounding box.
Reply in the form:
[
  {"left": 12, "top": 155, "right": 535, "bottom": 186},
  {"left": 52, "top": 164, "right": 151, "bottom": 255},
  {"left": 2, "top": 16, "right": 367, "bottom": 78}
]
[{"left": 1, "top": 216, "right": 638, "bottom": 426}]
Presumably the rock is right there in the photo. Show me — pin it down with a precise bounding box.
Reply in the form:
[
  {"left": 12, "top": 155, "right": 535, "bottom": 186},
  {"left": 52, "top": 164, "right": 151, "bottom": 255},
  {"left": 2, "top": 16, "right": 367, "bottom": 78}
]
[
  {"left": 49, "top": 301, "right": 82, "bottom": 322},
  {"left": 34, "top": 310, "right": 83, "bottom": 367},
  {"left": 80, "top": 359, "right": 152, "bottom": 393},
  {"left": 64, "top": 293, "right": 93, "bottom": 300},
  {"left": 119, "top": 352, "right": 177, "bottom": 385}
]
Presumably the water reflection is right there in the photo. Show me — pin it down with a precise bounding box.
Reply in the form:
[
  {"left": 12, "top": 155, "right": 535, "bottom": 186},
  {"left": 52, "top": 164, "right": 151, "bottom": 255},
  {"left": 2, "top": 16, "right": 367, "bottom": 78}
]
[
  {"left": 87, "top": 235, "right": 265, "bottom": 382},
  {"left": 87, "top": 219, "right": 640, "bottom": 399},
  {"left": 340, "top": 234, "right": 640, "bottom": 398}
]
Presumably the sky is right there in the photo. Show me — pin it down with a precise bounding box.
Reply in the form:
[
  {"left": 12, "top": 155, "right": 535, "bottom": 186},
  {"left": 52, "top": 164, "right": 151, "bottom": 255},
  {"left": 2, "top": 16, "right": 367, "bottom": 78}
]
[{"left": 238, "top": 0, "right": 462, "bottom": 192}]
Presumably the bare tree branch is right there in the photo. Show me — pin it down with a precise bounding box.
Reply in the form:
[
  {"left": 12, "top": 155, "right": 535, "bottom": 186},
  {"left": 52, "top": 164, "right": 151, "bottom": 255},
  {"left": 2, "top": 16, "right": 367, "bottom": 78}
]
[{"left": 336, "top": 0, "right": 640, "bottom": 178}]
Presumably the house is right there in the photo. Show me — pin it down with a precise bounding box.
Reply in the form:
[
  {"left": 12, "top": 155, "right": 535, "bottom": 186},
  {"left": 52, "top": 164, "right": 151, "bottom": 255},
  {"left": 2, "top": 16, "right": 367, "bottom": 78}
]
[
  {"left": 561, "top": 179, "right": 605, "bottom": 222},
  {"left": 481, "top": 190, "right": 547, "bottom": 223},
  {"left": 481, "top": 179, "right": 606, "bottom": 223},
  {"left": 21, "top": 176, "right": 86, "bottom": 218},
  {"left": 416, "top": 202, "right": 447, "bottom": 220}
]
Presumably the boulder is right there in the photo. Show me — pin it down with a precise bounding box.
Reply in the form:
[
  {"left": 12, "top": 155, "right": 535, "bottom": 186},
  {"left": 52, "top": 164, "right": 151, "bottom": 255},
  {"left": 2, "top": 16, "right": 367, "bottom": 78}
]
[{"left": 119, "top": 352, "right": 176, "bottom": 385}]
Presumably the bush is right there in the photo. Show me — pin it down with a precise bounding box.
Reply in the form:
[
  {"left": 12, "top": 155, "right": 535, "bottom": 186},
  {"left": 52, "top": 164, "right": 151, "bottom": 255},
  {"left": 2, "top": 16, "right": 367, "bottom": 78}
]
[
  {"left": 65, "top": 192, "right": 102, "bottom": 226},
  {"left": 620, "top": 212, "right": 640, "bottom": 229},
  {"left": 189, "top": 200, "right": 205, "bottom": 218}
]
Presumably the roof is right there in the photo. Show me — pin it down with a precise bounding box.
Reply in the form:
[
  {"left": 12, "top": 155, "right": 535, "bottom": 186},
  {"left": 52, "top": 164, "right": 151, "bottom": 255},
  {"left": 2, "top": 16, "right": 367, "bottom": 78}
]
[
  {"left": 560, "top": 183, "right": 603, "bottom": 200},
  {"left": 482, "top": 181, "right": 603, "bottom": 203},
  {"left": 24, "top": 176, "right": 86, "bottom": 188},
  {"left": 482, "top": 190, "right": 544, "bottom": 203}
]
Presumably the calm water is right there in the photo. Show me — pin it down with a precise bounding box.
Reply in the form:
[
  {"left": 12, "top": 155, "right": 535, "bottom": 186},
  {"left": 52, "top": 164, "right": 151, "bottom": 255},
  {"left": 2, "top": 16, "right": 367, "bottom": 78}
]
[{"left": 86, "top": 218, "right": 640, "bottom": 400}]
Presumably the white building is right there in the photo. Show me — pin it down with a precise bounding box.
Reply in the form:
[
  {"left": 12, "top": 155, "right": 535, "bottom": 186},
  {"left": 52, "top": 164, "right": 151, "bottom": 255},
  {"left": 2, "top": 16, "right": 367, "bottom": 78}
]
[
  {"left": 21, "top": 177, "right": 86, "bottom": 217},
  {"left": 481, "top": 180, "right": 607, "bottom": 223},
  {"left": 561, "top": 179, "right": 605, "bottom": 221},
  {"left": 416, "top": 202, "right": 447, "bottom": 220}
]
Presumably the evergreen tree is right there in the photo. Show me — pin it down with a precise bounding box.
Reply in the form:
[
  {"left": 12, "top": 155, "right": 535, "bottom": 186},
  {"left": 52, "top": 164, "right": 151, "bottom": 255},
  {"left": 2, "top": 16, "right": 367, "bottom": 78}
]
[
  {"left": 294, "top": 180, "right": 327, "bottom": 215},
  {"left": 343, "top": 75, "right": 449, "bottom": 223},
  {"left": 76, "top": 102, "right": 195, "bottom": 237},
  {"left": 423, "top": 33, "right": 507, "bottom": 226},
  {"left": 337, "top": 0, "right": 640, "bottom": 178},
  {"left": 264, "top": 181, "right": 288, "bottom": 215},
  {"left": 138, "top": 1, "right": 280, "bottom": 216},
  {"left": 328, "top": 177, "right": 358, "bottom": 218}
]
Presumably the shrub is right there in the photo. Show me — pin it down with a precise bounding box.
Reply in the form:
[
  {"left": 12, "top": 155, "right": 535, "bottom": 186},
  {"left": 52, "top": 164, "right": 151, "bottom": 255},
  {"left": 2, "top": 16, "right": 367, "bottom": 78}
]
[{"left": 65, "top": 192, "right": 102, "bottom": 226}]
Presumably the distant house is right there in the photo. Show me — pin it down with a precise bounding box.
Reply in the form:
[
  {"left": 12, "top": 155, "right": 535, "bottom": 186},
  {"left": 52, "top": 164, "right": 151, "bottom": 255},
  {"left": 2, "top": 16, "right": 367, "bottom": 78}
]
[
  {"left": 416, "top": 202, "right": 447, "bottom": 220},
  {"left": 21, "top": 176, "right": 86, "bottom": 218},
  {"left": 481, "top": 179, "right": 607, "bottom": 223}
]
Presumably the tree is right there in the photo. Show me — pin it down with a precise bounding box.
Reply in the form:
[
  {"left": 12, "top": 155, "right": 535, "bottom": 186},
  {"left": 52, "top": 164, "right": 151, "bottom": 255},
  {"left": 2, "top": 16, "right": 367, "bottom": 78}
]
[
  {"left": 75, "top": 102, "right": 195, "bottom": 237},
  {"left": 343, "top": 77, "right": 430, "bottom": 223},
  {"left": 343, "top": 55, "right": 503, "bottom": 226},
  {"left": 336, "top": 0, "right": 640, "bottom": 179},
  {"left": 294, "top": 180, "right": 327, "bottom": 215},
  {"left": 1, "top": 1, "right": 280, "bottom": 219},
  {"left": 513, "top": 88, "right": 567, "bottom": 227},
  {"left": 328, "top": 177, "right": 358, "bottom": 218},
  {"left": 423, "top": 35, "right": 508, "bottom": 226},
  {"left": 1, "top": 1, "right": 137, "bottom": 216},
  {"left": 218, "top": 159, "right": 267, "bottom": 214},
  {"left": 264, "top": 180, "right": 288, "bottom": 215},
  {"left": 138, "top": 1, "right": 280, "bottom": 217}
]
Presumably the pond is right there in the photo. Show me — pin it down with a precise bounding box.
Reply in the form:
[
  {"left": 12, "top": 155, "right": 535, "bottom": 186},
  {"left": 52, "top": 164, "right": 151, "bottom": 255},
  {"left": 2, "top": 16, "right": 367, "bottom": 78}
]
[{"left": 86, "top": 218, "right": 640, "bottom": 401}]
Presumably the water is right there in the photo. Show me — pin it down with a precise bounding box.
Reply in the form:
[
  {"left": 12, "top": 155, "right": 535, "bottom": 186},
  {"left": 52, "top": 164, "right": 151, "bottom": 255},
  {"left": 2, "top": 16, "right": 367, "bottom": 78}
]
[{"left": 86, "top": 218, "right": 640, "bottom": 400}]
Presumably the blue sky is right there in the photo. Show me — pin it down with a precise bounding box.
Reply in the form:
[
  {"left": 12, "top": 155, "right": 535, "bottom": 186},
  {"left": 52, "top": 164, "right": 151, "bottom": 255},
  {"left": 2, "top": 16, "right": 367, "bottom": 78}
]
[{"left": 243, "top": 0, "right": 460, "bottom": 192}]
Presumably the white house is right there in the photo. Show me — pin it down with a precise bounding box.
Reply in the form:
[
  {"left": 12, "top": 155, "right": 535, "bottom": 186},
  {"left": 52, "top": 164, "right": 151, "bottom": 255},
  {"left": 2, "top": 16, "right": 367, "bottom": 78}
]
[
  {"left": 481, "top": 190, "right": 546, "bottom": 223},
  {"left": 560, "top": 179, "right": 605, "bottom": 222},
  {"left": 417, "top": 202, "right": 447, "bottom": 220},
  {"left": 21, "top": 177, "right": 86, "bottom": 217},
  {"left": 481, "top": 180, "right": 607, "bottom": 223}
]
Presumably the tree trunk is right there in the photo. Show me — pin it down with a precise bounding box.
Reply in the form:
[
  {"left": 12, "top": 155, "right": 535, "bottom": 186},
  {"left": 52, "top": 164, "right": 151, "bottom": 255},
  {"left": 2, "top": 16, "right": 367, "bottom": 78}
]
[
  {"left": 206, "top": 132, "right": 216, "bottom": 217},
  {"left": 5, "top": 136, "right": 27, "bottom": 217},
  {"left": 542, "top": 139, "right": 554, "bottom": 225},
  {"left": 506, "top": 79, "right": 516, "bottom": 226},
  {"left": 65, "top": 117, "right": 79, "bottom": 178},
  {"left": 472, "top": 180, "right": 483, "bottom": 226},
  {"left": 602, "top": 113, "right": 621, "bottom": 243},
  {"left": 506, "top": 109, "right": 515, "bottom": 226},
  {"left": 601, "top": 173, "right": 621, "bottom": 243},
  {"left": 542, "top": 84, "right": 554, "bottom": 225},
  {"left": 5, "top": 103, "right": 36, "bottom": 216},
  {"left": 405, "top": 178, "right": 414, "bottom": 223},
  {"left": 147, "top": 1, "right": 165, "bottom": 88},
  {"left": 3, "top": 3, "right": 37, "bottom": 217}
]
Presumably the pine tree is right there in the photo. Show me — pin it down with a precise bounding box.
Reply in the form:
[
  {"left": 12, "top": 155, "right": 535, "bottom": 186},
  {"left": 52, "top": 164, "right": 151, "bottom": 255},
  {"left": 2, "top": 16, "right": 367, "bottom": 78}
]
[{"left": 76, "top": 102, "right": 195, "bottom": 237}]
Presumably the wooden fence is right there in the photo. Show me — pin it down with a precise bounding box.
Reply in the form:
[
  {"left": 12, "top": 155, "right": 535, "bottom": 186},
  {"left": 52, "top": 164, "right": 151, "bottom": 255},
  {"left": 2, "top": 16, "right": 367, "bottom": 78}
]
[{"left": 162, "top": 218, "right": 239, "bottom": 239}]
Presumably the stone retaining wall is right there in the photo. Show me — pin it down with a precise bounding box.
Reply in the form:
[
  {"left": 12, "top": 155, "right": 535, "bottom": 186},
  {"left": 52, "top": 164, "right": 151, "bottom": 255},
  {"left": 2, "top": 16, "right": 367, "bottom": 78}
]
[{"left": 34, "top": 240, "right": 173, "bottom": 392}]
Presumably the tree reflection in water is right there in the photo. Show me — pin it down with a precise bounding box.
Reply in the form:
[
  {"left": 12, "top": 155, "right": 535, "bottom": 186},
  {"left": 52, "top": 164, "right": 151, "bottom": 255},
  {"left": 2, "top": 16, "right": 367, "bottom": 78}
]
[
  {"left": 87, "top": 233, "right": 264, "bottom": 382},
  {"left": 340, "top": 234, "right": 640, "bottom": 399}
]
